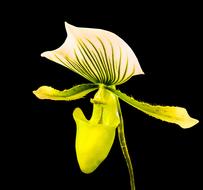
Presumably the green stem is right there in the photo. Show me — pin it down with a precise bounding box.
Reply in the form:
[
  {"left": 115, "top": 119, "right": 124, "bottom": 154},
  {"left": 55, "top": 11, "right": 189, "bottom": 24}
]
[{"left": 117, "top": 99, "right": 136, "bottom": 190}]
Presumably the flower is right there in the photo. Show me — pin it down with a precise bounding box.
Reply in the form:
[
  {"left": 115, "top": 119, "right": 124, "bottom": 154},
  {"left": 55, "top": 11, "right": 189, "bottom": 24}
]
[{"left": 33, "top": 22, "right": 199, "bottom": 190}]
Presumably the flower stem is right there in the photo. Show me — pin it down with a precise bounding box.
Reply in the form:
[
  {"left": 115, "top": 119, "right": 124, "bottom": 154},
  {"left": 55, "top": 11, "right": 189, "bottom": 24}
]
[{"left": 117, "top": 99, "right": 136, "bottom": 190}]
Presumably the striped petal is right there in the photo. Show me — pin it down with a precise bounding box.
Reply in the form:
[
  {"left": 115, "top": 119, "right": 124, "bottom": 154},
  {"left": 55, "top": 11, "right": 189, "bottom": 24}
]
[{"left": 41, "top": 22, "right": 144, "bottom": 85}]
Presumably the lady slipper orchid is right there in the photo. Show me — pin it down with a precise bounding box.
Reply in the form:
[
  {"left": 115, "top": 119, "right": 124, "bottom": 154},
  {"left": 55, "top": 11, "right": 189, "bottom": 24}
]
[{"left": 33, "top": 22, "right": 199, "bottom": 190}]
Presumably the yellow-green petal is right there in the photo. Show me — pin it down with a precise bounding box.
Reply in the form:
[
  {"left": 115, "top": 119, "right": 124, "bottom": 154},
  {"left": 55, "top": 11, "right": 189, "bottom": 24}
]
[
  {"left": 106, "top": 87, "right": 199, "bottom": 128},
  {"left": 73, "top": 86, "right": 120, "bottom": 173},
  {"left": 33, "top": 83, "right": 98, "bottom": 101}
]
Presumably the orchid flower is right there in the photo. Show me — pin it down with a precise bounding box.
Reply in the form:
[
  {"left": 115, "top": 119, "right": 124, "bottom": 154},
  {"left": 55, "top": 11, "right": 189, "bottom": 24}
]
[{"left": 33, "top": 22, "right": 199, "bottom": 190}]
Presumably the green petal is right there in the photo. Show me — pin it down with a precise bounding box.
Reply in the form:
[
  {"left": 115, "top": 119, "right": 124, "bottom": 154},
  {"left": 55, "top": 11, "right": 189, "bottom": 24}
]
[
  {"left": 33, "top": 83, "right": 98, "bottom": 101},
  {"left": 73, "top": 108, "right": 118, "bottom": 174},
  {"left": 73, "top": 86, "right": 120, "bottom": 174},
  {"left": 106, "top": 87, "right": 199, "bottom": 128}
]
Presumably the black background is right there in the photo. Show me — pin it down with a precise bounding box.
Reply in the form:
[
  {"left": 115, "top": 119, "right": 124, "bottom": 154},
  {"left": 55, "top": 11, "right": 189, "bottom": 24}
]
[{"left": 25, "top": 1, "right": 203, "bottom": 190}]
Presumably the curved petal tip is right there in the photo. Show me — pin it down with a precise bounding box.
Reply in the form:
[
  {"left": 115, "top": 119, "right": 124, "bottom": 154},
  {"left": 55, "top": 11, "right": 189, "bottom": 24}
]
[
  {"left": 64, "top": 22, "right": 78, "bottom": 37},
  {"left": 40, "top": 51, "right": 47, "bottom": 57}
]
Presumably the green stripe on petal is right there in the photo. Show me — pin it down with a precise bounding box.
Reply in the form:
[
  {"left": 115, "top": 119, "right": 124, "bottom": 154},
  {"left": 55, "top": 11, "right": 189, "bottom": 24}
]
[
  {"left": 77, "top": 39, "right": 103, "bottom": 82},
  {"left": 33, "top": 83, "right": 98, "bottom": 101},
  {"left": 106, "top": 87, "right": 199, "bottom": 128}
]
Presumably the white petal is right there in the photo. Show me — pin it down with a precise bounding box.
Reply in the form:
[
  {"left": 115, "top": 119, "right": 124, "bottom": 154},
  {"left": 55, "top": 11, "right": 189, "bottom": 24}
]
[{"left": 41, "top": 22, "right": 144, "bottom": 85}]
